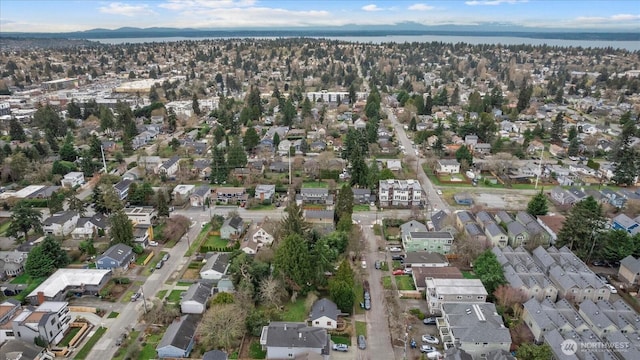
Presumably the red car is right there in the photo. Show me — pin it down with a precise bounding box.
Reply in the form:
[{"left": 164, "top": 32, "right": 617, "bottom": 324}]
[{"left": 392, "top": 269, "right": 405, "bottom": 275}]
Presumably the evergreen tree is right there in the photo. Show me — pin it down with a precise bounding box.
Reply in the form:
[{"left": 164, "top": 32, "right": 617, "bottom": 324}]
[
  {"left": 66, "top": 100, "right": 82, "bottom": 119},
  {"left": 243, "top": 127, "right": 260, "bottom": 153},
  {"left": 109, "top": 210, "right": 134, "bottom": 246},
  {"left": 99, "top": 105, "right": 114, "bottom": 132},
  {"left": 568, "top": 138, "right": 580, "bottom": 157},
  {"left": 210, "top": 146, "right": 228, "bottom": 184},
  {"left": 334, "top": 185, "right": 354, "bottom": 225},
  {"left": 556, "top": 196, "right": 606, "bottom": 259},
  {"left": 526, "top": 191, "right": 549, "bottom": 216},
  {"left": 9, "top": 118, "right": 26, "bottom": 142},
  {"left": 7, "top": 201, "right": 42, "bottom": 243},
  {"left": 473, "top": 250, "right": 506, "bottom": 297},
  {"left": 282, "top": 98, "right": 296, "bottom": 126},
  {"left": 455, "top": 146, "right": 473, "bottom": 167},
  {"left": 516, "top": 84, "right": 533, "bottom": 113},
  {"left": 227, "top": 138, "right": 247, "bottom": 169},
  {"left": 157, "top": 190, "right": 170, "bottom": 217},
  {"left": 329, "top": 260, "right": 355, "bottom": 313},
  {"left": 167, "top": 107, "right": 177, "bottom": 132},
  {"left": 275, "top": 233, "right": 313, "bottom": 292},
  {"left": 192, "top": 93, "right": 201, "bottom": 116},
  {"left": 367, "top": 160, "right": 381, "bottom": 190},
  {"left": 279, "top": 202, "right": 310, "bottom": 240},
  {"left": 450, "top": 85, "right": 460, "bottom": 106},
  {"left": 551, "top": 112, "right": 565, "bottom": 143},
  {"left": 59, "top": 132, "right": 78, "bottom": 162},
  {"left": 424, "top": 94, "right": 433, "bottom": 115}
]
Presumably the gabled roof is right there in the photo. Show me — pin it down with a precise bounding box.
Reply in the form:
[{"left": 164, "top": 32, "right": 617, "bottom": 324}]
[
  {"left": 201, "top": 253, "right": 230, "bottom": 274},
  {"left": 160, "top": 155, "right": 181, "bottom": 169},
  {"left": 99, "top": 243, "right": 133, "bottom": 263},
  {"left": 264, "top": 322, "right": 329, "bottom": 351},
  {"left": 181, "top": 282, "right": 211, "bottom": 305},
  {"left": 192, "top": 185, "right": 211, "bottom": 198},
  {"left": 400, "top": 220, "right": 427, "bottom": 236},
  {"left": 222, "top": 216, "right": 243, "bottom": 230},
  {"left": 309, "top": 298, "right": 341, "bottom": 321},
  {"left": 113, "top": 178, "right": 133, "bottom": 192},
  {"left": 431, "top": 210, "right": 451, "bottom": 231},
  {"left": 43, "top": 211, "right": 78, "bottom": 226},
  {"left": 157, "top": 314, "right": 199, "bottom": 351},
  {"left": 620, "top": 255, "right": 640, "bottom": 274}
]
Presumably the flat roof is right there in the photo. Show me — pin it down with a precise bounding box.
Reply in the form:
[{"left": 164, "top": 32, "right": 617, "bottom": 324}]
[
  {"left": 427, "top": 278, "right": 488, "bottom": 296},
  {"left": 28, "top": 269, "right": 111, "bottom": 298}
]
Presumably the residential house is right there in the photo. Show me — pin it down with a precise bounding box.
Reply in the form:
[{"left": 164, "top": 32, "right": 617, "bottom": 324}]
[
  {"left": 60, "top": 172, "right": 85, "bottom": 189},
  {"left": 133, "top": 225, "right": 153, "bottom": 248},
  {"left": 190, "top": 185, "right": 211, "bottom": 207},
  {"left": 411, "top": 267, "right": 463, "bottom": 291},
  {"left": 494, "top": 211, "right": 514, "bottom": 225},
  {"left": 436, "top": 159, "right": 461, "bottom": 174},
  {"left": 612, "top": 214, "right": 640, "bottom": 235},
  {"left": 455, "top": 211, "right": 476, "bottom": 230},
  {"left": 352, "top": 188, "right": 373, "bottom": 205},
  {"left": 277, "top": 139, "right": 292, "bottom": 156},
  {"left": 515, "top": 211, "right": 551, "bottom": 246},
  {"left": 156, "top": 315, "right": 199, "bottom": 359},
  {"left": 484, "top": 223, "right": 508, "bottom": 248},
  {"left": 403, "top": 232, "right": 454, "bottom": 254},
  {"left": 220, "top": 216, "right": 245, "bottom": 240},
  {"left": 12, "top": 301, "right": 71, "bottom": 345},
  {"left": 619, "top": 255, "right": 640, "bottom": 285},
  {"left": 193, "top": 159, "right": 212, "bottom": 180},
  {"left": 158, "top": 156, "right": 181, "bottom": 178},
  {"left": 0, "top": 340, "right": 54, "bottom": 360},
  {"left": 139, "top": 156, "right": 162, "bottom": 173},
  {"left": 304, "top": 210, "right": 335, "bottom": 234},
  {"left": 430, "top": 210, "right": 457, "bottom": 234},
  {"left": 386, "top": 160, "right": 402, "bottom": 172},
  {"left": 378, "top": 179, "right": 423, "bottom": 208},
  {"left": 213, "top": 187, "right": 246, "bottom": 205},
  {"left": 113, "top": 178, "right": 133, "bottom": 200},
  {"left": 202, "top": 350, "right": 228, "bottom": 360},
  {"left": 0, "top": 251, "right": 28, "bottom": 278},
  {"left": 200, "top": 253, "right": 230, "bottom": 280},
  {"left": 308, "top": 298, "right": 343, "bottom": 330},
  {"left": 180, "top": 283, "right": 212, "bottom": 314},
  {"left": 297, "top": 188, "right": 333, "bottom": 206},
  {"left": 536, "top": 215, "right": 566, "bottom": 245},
  {"left": 260, "top": 322, "right": 330, "bottom": 360},
  {"left": 578, "top": 299, "right": 640, "bottom": 338},
  {"left": 255, "top": 185, "right": 276, "bottom": 202},
  {"left": 493, "top": 246, "right": 559, "bottom": 302},
  {"left": 426, "top": 278, "right": 488, "bottom": 314},
  {"left": 506, "top": 221, "right": 529, "bottom": 247},
  {"left": 438, "top": 302, "right": 512, "bottom": 358},
  {"left": 95, "top": 243, "right": 134, "bottom": 272},
  {"left": 522, "top": 298, "right": 589, "bottom": 342},
  {"left": 42, "top": 211, "right": 79, "bottom": 237},
  {"left": 172, "top": 185, "right": 196, "bottom": 205},
  {"left": 473, "top": 143, "right": 492, "bottom": 155},
  {"left": 27, "top": 269, "right": 112, "bottom": 304},
  {"left": 400, "top": 220, "right": 428, "bottom": 241},
  {"left": 403, "top": 252, "right": 449, "bottom": 268},
  {"left": 269, "top": 161, "right": 288, "bottom": 173},
  {"left": 124, "top": 207, "right": 156, "bottom": 226},
  {"left": 545, "top": 328, "right": 618, "bottom": 360},
  {"left": 600, "top": 188, "right": 626, "bottom": 208},
  {"left": 76, "top": 213, "right": 109, "bottom": 238}
]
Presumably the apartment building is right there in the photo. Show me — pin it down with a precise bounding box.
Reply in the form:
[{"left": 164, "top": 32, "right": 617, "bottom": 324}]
[{"left": 378, "top": 179, "right": 423, "bottom": 208}]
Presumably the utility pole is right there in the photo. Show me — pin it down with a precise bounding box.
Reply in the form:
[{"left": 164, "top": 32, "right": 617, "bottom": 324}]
[
  {"left": 140, "top": 287, "right": 148, "bottom": 314},
  {"left": 100, "top": 145, "right": 108, "bottom": 173},
  {"left": 288, "top": 150, "right": 292, "bottom": 185},
  {"left": 534, "top": 146, "right": 543, "bottom": 190}
]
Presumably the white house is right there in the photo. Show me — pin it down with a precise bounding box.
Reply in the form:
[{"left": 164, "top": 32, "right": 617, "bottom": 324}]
[
  {"left": 172, "top": 184, "right": 195, "bottom": 204},
  {"left": 60, "top": 172, "right": 85, "bottom": 188},
  {"left": 200, "top": 253, "right": 230, "bottom": 280},
  {"left": 158, "top": 156, "right": 181, "bottom": 177},
  {"left": 124, "top": 207, "right": 156, "bottom": 226},
  {"left": 42, "top": 211, "right": 80, "bottom": 237},
  {"left": 260, "top": 322, "right": 330, "bottom": 360},
  {"left": 308, "top": 298, "right": 342, "bottom": 330},
  {"left": 180, "top": 283, "right": 212, "bottom": 314},
  {"left": 254, "top": 185, "right": 276, "bottom": 202},
  {"left": 436, "top": 159, "right": 461, "bottom": 174}
]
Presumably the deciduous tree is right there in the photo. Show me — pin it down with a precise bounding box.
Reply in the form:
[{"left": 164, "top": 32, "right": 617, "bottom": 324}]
[{"left": 109, "top": 210, "right": 134, "bottom": 246}]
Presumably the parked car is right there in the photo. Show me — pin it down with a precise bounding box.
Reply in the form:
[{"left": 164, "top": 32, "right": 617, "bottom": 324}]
[
  {"left": 607, "top": 284, "right": 618, "bottom": 294},
  {"left": 607, "top": 260, "right": 621, "bottom": 268},
  {"left": 332, "top": 343, "right": 349, "bottom": 352},
  {"left": 436, "top": 189, "right": 443, "bottom": 195},
  {"left": 358, "top": 335, "right": 367, "bottom": 350},
  {"left": 375, "top": 260, "right": 381, "bottom": 269},
  {"left": 404, "top": 268, "right": 413, "bottom": 274},
  {"left": 155, "top": 260, "right": 164, "bottom": 269},
  {"left": 393, "top": 269, "right": 405, "bottom": 275},
  {"left": 423, "top": 317, "right": 437, "bottom": 325},
  {"left": 592, "top": 260, "right": 607, "bottom": 267},
  {"left": 162, "top": 253, "right": 170, "bottom": 262},
  {"left": 422, "top": 335, "right": 439, "bottom": 344},
  {"left": 392, "top": 255, "right": 405, "bottom": 261},
  {"left": 148, "top": 241, "right": 158, "bottom": 247},
  {"left": 361, "top": 261, "right": 367, "bottom": 269},
  {"left": 427, "top": 351, "right": 443, "bottom": 359},
  {"left": 130, "top": 292, "right": 141, "bottom": 302},
  {"left": 420, "top": 345, "right": 436, "bottom": 353},
  {"left": 389, "top": 247, "right": 402, "bottom": 252}
]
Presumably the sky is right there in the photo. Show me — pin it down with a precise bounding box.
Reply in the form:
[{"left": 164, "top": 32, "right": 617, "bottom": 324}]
[{"left": 1, "top": 0, "right": 639, "bottom": 33}]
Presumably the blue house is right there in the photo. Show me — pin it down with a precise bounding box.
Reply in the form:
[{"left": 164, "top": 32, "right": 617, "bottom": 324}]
[
  {"left": 600, "top": 188, "right": 626, "bottom": 208},
  {"left": 156, "top": 315, "right": 198, "bottom": 358},
  {"left": 612, "top": 214, "right": 640, "bottom": 236},
  {"left": 95, "top": 244, "right": 134, "bottom": 272}
]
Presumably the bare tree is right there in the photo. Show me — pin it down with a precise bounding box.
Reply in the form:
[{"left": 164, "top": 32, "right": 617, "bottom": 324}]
[
  {"left": 259, "top": 274, "right": 285, "bottom": 309},
  {"left": 198, "top": 303, "right": 247, "bottom": 351}
]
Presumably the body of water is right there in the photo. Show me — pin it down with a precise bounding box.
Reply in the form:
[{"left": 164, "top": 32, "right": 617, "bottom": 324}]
[{"left": 90, "top": 34, "right": 640, "bottom": 51}]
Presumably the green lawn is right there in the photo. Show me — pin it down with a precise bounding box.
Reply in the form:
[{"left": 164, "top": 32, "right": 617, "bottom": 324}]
[
  {"left": 135, "top": 251, "right": 152, "bottom": 265},
  {"left": 74, "top": 327, "right": 107, "bottom": 360},
  {"left": 176, "top": 281, "right": 193, "bottom": 287},
  {"left": 355, "top": 321, "right": 367, "bottom": 337},
  {"left": 461, "top": 271, "right": 479, "bottom": 279},
  {"left": 139, "top": 333, "right": 161, "bottom": 360},
  {"left": 331, "top": 335, "right": 352, "bottom": 346},
  {"left": 205, "top": 235, "right": 228, "bottom": 248},
  {"left": 382, "top": 276, "right": 393, "bottom": 290},
  {"left": 156, "top": 290, "right": 167, "bottom": 299},
  {"left": 380, "top": 261, "right": 389, "bottom": 271},
  {"left": 186, "top": 225, "right": 210, "bottom": 256},
  {"left": 10, "top": 273, "right": 32, "bottom": 284},
  {"left": 301, "top": 181, "right": 328, "bottom": 188},
  {"left": 353, "top": 205, "right": 370, "bottom": 212},
  {"left": 11, "top": 276, "right": 45, "bottom": 302},
  {"left": 107, "top": 311, "right": 119, "bottom": 319},
  {"left": 395, "top": 275, "right": 416, "bottom": 290},
  {"left": 249, "top": 341, "right": 267, "bottom": 359},
  {"left": 248, "top": 204, "right": 275, "bottom": 211},
  {"left": 112, "top": 330, "right": 140, "bottom": 360},
  {"left": 166, "top": 290, "right": 185, "bottom": 303},
  {"left": 354, "top": 282, "right": 364, "bottom": 315},
  {"left": 282, "top": 299, "right": 307, "bottom": 322},
  {"left": 0, "top": 220, "right": 11, "bottom": 235},
  {"left": 121, "top": 290, "right": 136, "bottom": 303},
  {"left": 58, "top": 327, "right": 81, "bottom": 347}
]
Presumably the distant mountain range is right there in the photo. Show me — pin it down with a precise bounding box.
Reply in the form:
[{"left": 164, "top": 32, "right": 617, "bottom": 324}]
[{"left": 2, "top": 23, "right": 638, "bottom": 41}]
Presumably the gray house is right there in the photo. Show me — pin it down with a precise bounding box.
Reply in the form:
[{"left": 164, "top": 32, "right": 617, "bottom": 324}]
[
  {"left": 113, "top": 178, "right": 133, "bottom": 200},
  {"left": 200, "top": 253, "right": 230, "bottom": 280},
  {"left": 180, "top": 282, "right": 212, "bottom": 314},
  {"left": 260, "top": 322, "right": 330, "bottom": 360},
  {"left": 96, "top": 243, "right": 134, "bottom": 272},
  {"left": 0, "top": 251, "right": 28, "bottom": 278},
  {"left": 308, "top": 298, "right": 343, "bottom": 330},
  {"left": 297, "top": 188, "right": 333, "bottom": 205},
  {"left": 156, "top": 315, "right": 199, "bottom": 358},
  {"left": 220, "top": 216, "right": 245, "bottom": 240}
]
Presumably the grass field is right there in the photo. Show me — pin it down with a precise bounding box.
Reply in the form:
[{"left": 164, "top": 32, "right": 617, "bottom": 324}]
[
  {"left": 353, "top": 205, "right": 370, "bottom": 212},
  {"left": 382, "top": 276, "right": 393, "bottom": 290},
  {"left": 282, "top": 299, "right": 307, "bottom": 322},
  {"left": 74, "top": 327, "right": 107, "bottom": 360},
  {"left": 58, "top": 327, "right": 81, "bottom": 347},
  {"left": 112, "top": 330, "right": 141, "bottom": 360},
  {"left": 331, "top": 335, "right": 351, "bottom": 345},
  {"left": 249, "top": 341, "right": 267, "bottom": 359},
  {"left": 354, "top": 282, "right": 364, "bottom": 315},
  {"left": 395, "top": 275, "right": 416, "bottom": 290},
  {"left": 107, "top": 311, "right": 119, "bottom": 319},
  {"left": 248, "top": 204, "right": 275, "bottom": 211},
  {"left": 156, "top": 290, "right": 167, "bottom": 299},
  {"left": 461, "top": 271, "right": 479, "bottom": 279},
  {"left": 186, "top": 225, "right": 210, "bottom": 256},
  {"left": 10, "top": 276, "right": 45, "bottom": 302},
  {"left": 301, "top": 181, "right": 328, "bottom": 188},
  {"left": 355, "top": 321, "right": 367, "bottom": 337},
  {"left": 139, "top": 333, "right": 161, "bottom": 360},
  {"left": 0, "top": 220, "right": 11, "bottom": 235},
  {"left": 176, "top": 281, "right": 193, "bottom": 287},
  {"left": 204, "top": 235, "right": 228, "bottom": 248},
  {"left": 166, "top": 290, "right": 185, "bottom": 303},
  {"left": 135, "top": 251, "right": 152, "bottom": 265}
]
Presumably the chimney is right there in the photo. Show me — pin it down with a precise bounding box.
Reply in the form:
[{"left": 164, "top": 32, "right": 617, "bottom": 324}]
[
  {"left": 299, "top": 332, "right": 302, "bottom": 339},
  {"left": 284, "top": 324, "right": 287, "bottom": 331},
  {"left": 37, "top": 291, "right": 45, "bottom": 305}
]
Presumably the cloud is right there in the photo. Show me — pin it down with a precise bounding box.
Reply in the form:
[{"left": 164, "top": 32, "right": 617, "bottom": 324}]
[
  {"left": 611, "top": 14, "right": 640, "bottom": 21},
  {"left": 408, "top": 3, "right": 434, "bottom": 11},
  {"left": 575, "top": 13, "right": 640, "bottom": 24},
  {"left": 362, "top": 4, "right": 383, "bottom": 12},
  {"left": 99, "top": 2, "right": 155, "bottom": 17},
  {"left": 465, "top": 0, "right": 527, "bottom": 5},
  {"left": 159, "top": 0, "right": 256, "bottom": 11}
]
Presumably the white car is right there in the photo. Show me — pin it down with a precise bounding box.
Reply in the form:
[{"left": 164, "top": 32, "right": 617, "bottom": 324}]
[
  {"left": 436, "top": 189, "right": 443, "bottom": 195},
  {"left": 389, "top": 247, "right": 402, "bottom": 252},
  {"left": 607, "top": 284, "right": 618, "bottom": 294},
  {"left": 422, "top": 335, "right": 439, "bottom": 344},
  {"left": 420, "top": 345, "right": 437, "bottom": 353},
  {"left": 149, "top": 241, "right": 158, "bottom": 247}
]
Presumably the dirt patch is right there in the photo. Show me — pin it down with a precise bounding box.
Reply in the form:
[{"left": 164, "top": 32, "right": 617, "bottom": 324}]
[{"left": 181, "top": 268, "right": 201, "bottom": 280}]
